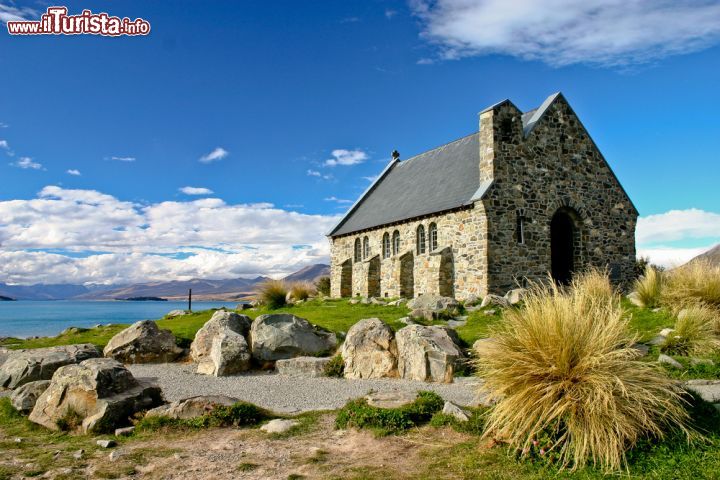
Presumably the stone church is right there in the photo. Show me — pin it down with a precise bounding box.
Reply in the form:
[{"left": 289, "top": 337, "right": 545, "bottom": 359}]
[{"left": 327, "top": 93, "right": 637, "bottom": 301}]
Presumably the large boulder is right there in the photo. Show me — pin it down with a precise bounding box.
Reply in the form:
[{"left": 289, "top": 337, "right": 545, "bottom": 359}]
[
  {"left": 196, "top": 330, "right": 251, "bottom": 376},
  {"left": 275, "top": 356, "right": 331, "bottom": 377},
  {"left": 145, "top": 395, "right": 238, "bottom": 420},
  {"left": 503, "top": 288, "right": 527, "bottom": 305},
  {"left": 29, "top": 358, "right": 163, "bottom": 433},
  {"left": 103, "top": 320, "right": 182, "bottom": 364},
  {"left": 10, "top": 380, "right": 50, "bottom": 414},
  {"left": 250, "top": 314, "right": 337, "bottom": 361},
  {"left": 341, "top": 318, "right": 397, "bottom": 379},
  {"left": 395, "top": 325, "right": 464, "bottom": 383},
  {"left": 190, "top": 311, "right": 252, "bottom": 362},
  {"left": 0, "top": 344, "right": 100, "bottom": 389},
  {"left": 480, "top": 294, "right": 509, "bottom": 308},
  {"left": 406, "top": 295, "right": 460, "bottom": 319}
]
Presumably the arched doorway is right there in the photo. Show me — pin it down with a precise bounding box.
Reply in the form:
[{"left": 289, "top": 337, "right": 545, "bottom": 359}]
[{"left": 550, "top": 209, "right": 577, "bottom": 284}]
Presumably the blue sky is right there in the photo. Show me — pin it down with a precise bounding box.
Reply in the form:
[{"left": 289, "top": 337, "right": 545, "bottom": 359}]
[{"left": 0, "top": 0, "right": 719, "bottom": 284}]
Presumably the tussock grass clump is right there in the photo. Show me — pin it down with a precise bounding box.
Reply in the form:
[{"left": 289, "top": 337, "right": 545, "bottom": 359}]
[
  {"left": 289, "top": 282, "right": 315, "bottom": 301},
  {"left": 573, "top": 268, "right": 616, "bottom": 306},
  {"left": 476, "top": 274, "right": 692, "bottom": 472},
  {"left": 663, "top": 260, "right": 720, "bottom": 309},
  {"left": 335, "top": 391, "right": 444, "bottom": 435},
  {"left": 257, "top": 279, "right": 289, "bottom": 309},
  {"left": 315, "top": 276, "right": 331, "bottom": 296},
  {"left": 662, "top": 305, "right": 720, "bottom": 356},
  {"left": 633, "top": 266, "right": 664, "bottom": 309}
]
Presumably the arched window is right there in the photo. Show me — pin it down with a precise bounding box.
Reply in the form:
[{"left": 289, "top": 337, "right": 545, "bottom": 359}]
[
  {"left": 354, "top": 238, "right": 361, "bottom": 262},
  {"left": 392, "top": 230, "right": 400, "bottom": 255},
  {"left": 382, "top": 233, "right": 390, "bottom": 259},
  {"left": 363, "top": 236, "right": 370, "bottom": 259},
  {"left": 429, "top": 223, "right": 438, "bottom": 252},
  {"left": 416, "top": 225, "right": 426, "bottom": 254}
]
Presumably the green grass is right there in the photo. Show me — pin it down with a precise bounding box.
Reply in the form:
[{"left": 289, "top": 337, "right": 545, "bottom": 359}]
[
  {"left": 135, "top": 401, "right": 268, "bottom": 432},
  {"left": 623, "top": 300, "right": 676, "bottom": 343}
]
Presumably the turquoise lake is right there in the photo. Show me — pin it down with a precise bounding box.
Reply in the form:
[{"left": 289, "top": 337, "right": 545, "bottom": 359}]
[{"left": 0, "top": 301, "right": 239, "bottom": 338}]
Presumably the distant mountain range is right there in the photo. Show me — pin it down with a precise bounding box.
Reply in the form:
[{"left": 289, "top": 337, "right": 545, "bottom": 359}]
[
  {"left": 0, "top": 264, "right": 330, "bottom": 301},
  {"left": 692, "top": 244, "right": 720, "bottom": 266}
]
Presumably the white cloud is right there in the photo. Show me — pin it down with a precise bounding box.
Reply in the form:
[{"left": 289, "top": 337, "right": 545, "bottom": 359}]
[
  {"left": 0, "top": 123, "right": 8, "bottom": 128},
  {"left": 0, "top": 140, "right": 8, "bottom": 149},
  {"left": 199, "top": 147, "right": 229, "bottom": 163},
  {"left": 179, "top": 186, "right": 214, "bottom": 195},
  {"left": 363, "top": 174, "right": 380, "bottom": 182},
  {"left": 385, "top": 9, "right": 397, "bottom": 19},
  {"left": 636, "top": 208, "right": 720, "bottom": 245},
  {"left": 324, "top": 196, "right": 353, "bottom": 204},
  {"left": 637, "top": 246, "right": 714, "bottom": 269},
  {"left": 12, "top": 157, "right": 42, "bottom": 170},
  {"left": 110, "top": 156, "right": 136, "bottom": 162},
  {"left": 66, "top": 169, "right": 81, "bottom": 176},
  {"left": 324, "top": 149, "right": 368, "bottom": 167},
  {"left": 0, "top": 186, "right": 340, "bottom": 284},
  {"left": 410, "top": 0, "right": 720, "bottom": 67},
  {"left": 307, "top": 169, "right": 333, "bottom": 180},
  {"left": 0, "top": 3, "right": 37, "bottom": 23},
  {"left": 635, "top": 208, "right": 720, "bottom": 268}
]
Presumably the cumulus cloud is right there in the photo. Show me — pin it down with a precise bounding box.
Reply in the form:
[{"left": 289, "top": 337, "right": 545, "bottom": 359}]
[
  {"left": 109, "top": 156, "right": 136, "bottom": 162},
  {"left": 0, "top": 186, "right": 339, "bottom": 285},
  {"left": 636, "top": 208, "right": 720, "bottom": 268},
  {"left": 199, "top": 147, "right": 229, "bottom": 163},
  {"left": 66, "top": 169, "right": 81, "bottom": 176},
  {"left": 0, "top": 3, "right": 37, "bottom": 23},
  {"left": 324, "top": 149, "right": 368, "bottom": 167},
  {"left": 307, "top": 169, "right": 333, "bottom": 180},
  {"left": 179, "top": 186, "right": 214, "bottom": 195},
  {"left": 410, "top": 0, "right": 720, "bottom": 67},
  {"left": 12, "top": 157, "right": 42, "bottom": 170},
  {"left": 0, "top": 140, "right": 8, "bottom": 149}
]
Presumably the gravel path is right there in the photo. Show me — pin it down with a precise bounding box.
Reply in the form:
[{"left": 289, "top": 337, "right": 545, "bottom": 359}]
[{"left": 128, "top": 363, "right": 482, "bottom": 414}]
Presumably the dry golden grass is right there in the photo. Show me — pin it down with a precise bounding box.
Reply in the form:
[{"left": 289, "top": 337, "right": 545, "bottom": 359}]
[
  {"left": 663, "top": 259, "right": 720, "bottom": 309},
  {"left": 289, "top": 282, "right": 316, "bottom": 301},
  {"left": 662, "top": 304, "right": 720, "bottom": 356},
  {"left": 633, "top": 266, "right": 664, "bottom": 309},
  {"left": 257, "top": 279, "right": 288, "bottom": 309},
  {"left": 476, "top": 273, "right": 692, "bottom": 472}
]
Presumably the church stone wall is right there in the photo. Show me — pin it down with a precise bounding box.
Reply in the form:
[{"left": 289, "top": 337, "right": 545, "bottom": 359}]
[
  {"left": 479, "top": 97, "right": 637, "bottom": 293},
  {"left": 329, "top": 205, "right": 488, "bottom": 301}
]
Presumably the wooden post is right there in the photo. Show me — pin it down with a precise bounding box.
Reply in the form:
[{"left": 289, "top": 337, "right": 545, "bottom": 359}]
[{"left": 188, "top": 288, "right": 192, "bottom": 312}]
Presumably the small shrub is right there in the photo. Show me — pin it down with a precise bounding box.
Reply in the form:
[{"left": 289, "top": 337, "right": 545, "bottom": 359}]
[
  {"left": 574, "top": 268, "right": 615, "bottom": 306},
  {"left": 663, "top": 259, "right": 720, "bottom": 309},
  {"left": 135, "top": 402, "right": 268, "bottom": 431},
  {"left": 56, "top": 408, "right": 83, "bottom": 432},
  {"left": 289, "top": 282, "right": 315, "bottom": 302},
  {"left": 430, "top": 408, "right": 487, "bottom": 436},
  {"left": 476, "top": 274, "right": 692, "bottom": 472},
  {"left": 335, "top": 391, "right": 444, "bottom": 435},
  {"left": 633, "top": 266, "right": 664, "bottom": 309},
  {"left": 257, "top": 280, "right": 288, "bottom": 309},
  {"left": 324, "top": 354, "right": 344, "bottom": 377},
  {"left": 315, "top": 276, "right": 331, "bottom": 296},
  {"left": 661, "top": 305, "right": 720, "bottom": 356}
]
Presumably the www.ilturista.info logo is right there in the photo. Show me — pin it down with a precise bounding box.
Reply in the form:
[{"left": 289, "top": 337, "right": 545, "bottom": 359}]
[{"left": 6, "top": 6, "right": 150, "bottom": 36}]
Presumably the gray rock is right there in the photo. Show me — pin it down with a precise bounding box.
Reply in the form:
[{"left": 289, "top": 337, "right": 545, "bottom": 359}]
[
  {"left": 103, "top": 320, "right": 182, "bottom": 364},
  {"left": 631, "top": 343, "right": 650, "bottom": 356},
  {"left": 114, "top": 426, "right": 134, "bottom": 436},
  {"left": 365, "top": 391, "right": 416, "bottom": 409},
  {"left": 28, "top": 358, "right": 163, "bottom": 433},
  {"left": 0, "top": 344, "right": 100, "bottom": 389},
  {"left": 472, "top": 338, "right": 495, "bottom": 356},
  {"left": 627, "top": 291, "right": 644, "bottom": 307},
  {"left": 348, "top": 299, "right": 360, "bottom": 305},
  {"left": 109, "top": 450, "right": 125, "bottom": 461},
  {"left": 463, "top": 294, "right": 481, "bottom": 307},
  {"left": 395, "top": 325, "right": 464, "bottom": 383},
  {"left": 503, "top": 288, "right": 527, "bottom": 305},
  {"left": 658, "top": 354, "right": 683, "bottom": 369},
  {"left": 370, "top": 297, "right": 385, "bottom": 305},
  {"left": 166, "top": 310, "right": 186, "bottom": 318},
  {"left": 684, "top": 380, "right": 720, "bottom": 403},
  {"left": 690, "top": 358, "right": 715, "bottom": 366},
  {"left": 146, "top": 395, "right": 238, "bottom": 420},
  {"left": 447, "top": 318, "right": 467, "bottom": 328},
  {"left": 97, "top": 439, "right": 116, "bottom": 448},
  {"left": 237, "top": 303, "right": 252, "bottom": 310},
  {"left": 260, "top": 419, "right": 299, "bottom": 434},
  {"left": 59, "top": 327, "right": 86, "bottom": 336},
  {"left": 341, "top": 318, "right": 398, "bottom": 380},
  {"left": 480, "top": 294, "right": 509, "bottom": 308},
  {"left": 442, "top": 401, "right": 470, "bottom": 422},
  {"left": 10, "top": 380, "right": 50, "bottom": 414},
  {"left": 190, "top": 310, "right": 252, "bottom": 363},
  {"left": 196, "top": 329, "right": 251, "bottom": 376},
  {"left": 250, "top": 314, "right": 337, "bottom": 362},
  {"left": 72, "top": 450, "right": 84, "bottom": 460},
  {"left": 465, "top": 305, "right": 482, "bottom": 312},
  {"left": 406, "top": 295, "right": 460, "bottom": 319},
  {"left": 398, "top": 317, "right": 415, "bottom": 325},
  {"left": 276, "top": 357, "right": 331, "bottom": 377}
]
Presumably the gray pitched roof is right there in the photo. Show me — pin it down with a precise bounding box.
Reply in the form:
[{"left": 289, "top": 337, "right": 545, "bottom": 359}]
[{"left": 328, "top": 93, "right": 584, "bottom": 237}]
